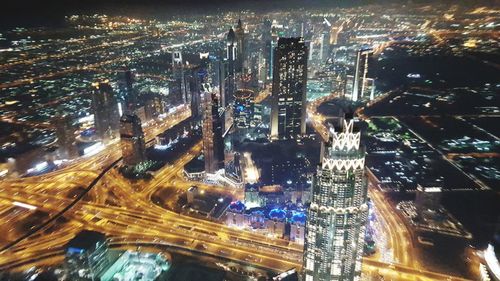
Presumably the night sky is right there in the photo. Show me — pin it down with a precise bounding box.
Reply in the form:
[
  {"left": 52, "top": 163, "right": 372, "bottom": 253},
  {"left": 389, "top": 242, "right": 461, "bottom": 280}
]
[{"left": 0, "top": 0, "right": 497, "bottom": 29}]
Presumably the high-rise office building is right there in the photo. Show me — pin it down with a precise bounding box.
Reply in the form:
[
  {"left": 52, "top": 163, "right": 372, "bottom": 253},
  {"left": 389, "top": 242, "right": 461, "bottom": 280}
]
[
  {"left": 172, "top": 50, "right": 188, "bottom": 104},
  {"left": 303, "top": 118, "right": 368, "bottom": 281},
  {"left": 233, "top": 89, "right": 255, "bottom": 130},
  {"left": 262, "top": 19, "right": 273, "bottom": 80},
  {"left": 346, "top": 75, "right": 375, "bottom": 102},
  {"left": 308, "top": 40, "right": 314, "bottom": 62},
  {"left": 200, "top": 52, "right": 226, "bottom": 108},
  {"left": 224, "top": 28, "right": 237, "bottom": 107},
  {"left": 415, "top": 184, "right": 442, "bottom": 221},
  {"left": 186, "top": 65, "right": 204, "bottom": 118},
  {"left": 91, "top": 81, "right": 120, "bottom": 144},
  {"left": 351, "top": 48, "right": 372, "bottom": 102},
  {"left": 235, "top": 19, "right": 246, "bottom": 73},
  {"left": 119, "top": 113, "right": 146, "bottom": 166},
  {"left": 320, "top": 23, "right": 331, "bottom": 63},
  {"left": 202, "top": 92, "right": 224, "bottom": 174},
  {"left": 330, "top": 24, "right": 343, "bottom": 45},
  {"left": 121, "top": 69, "right": 138, "bottom": 112},
  {"left": 55, "top": 114, "right": 78, "bottom": 159},
  {"left": 270, "top": 37, "right": 308, "bottom": 140}
]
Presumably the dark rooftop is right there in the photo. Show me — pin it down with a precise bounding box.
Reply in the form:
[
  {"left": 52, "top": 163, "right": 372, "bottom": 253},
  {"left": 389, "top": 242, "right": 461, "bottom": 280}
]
[{"left": 66, "top": 230, "right": 106, "bottom": 252}]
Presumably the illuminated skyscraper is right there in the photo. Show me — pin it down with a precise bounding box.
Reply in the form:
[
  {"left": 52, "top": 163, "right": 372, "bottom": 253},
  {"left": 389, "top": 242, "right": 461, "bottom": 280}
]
[
  {"left": 330, "top": 24, "right": 343, "bottom": 45},
  {"left": 270, "top": 37, "right": 308, "bottom": 140},
  {"left": 119, "top": 113, "right": 146, "bottom": 166},
  {"left": 351, "top": 48, "right": 372, "bottom": 102},
  {"left": 233, "top": 89, "right": 255, "bottom": 130},
  {"left": 308, "top": 40, "right": 314, "bottom": 62},
  {"left": 187, "top": 65, "right": 204, "bottom": 118},
  {"left": 224, "top": 28, "right": 237, "bottom": 107},
  {"left": 235, "top": 19, "right": 246, "bottom": 73},
  {"left": 303, "top": 118, "right": 368, "bottom": 281},
  {"left": 202, "top": 92, "right": 224, "bottom": 173},
  {"left": 91, "top": 81, "right": 120, "bottom": 143},
  {"left": 320, "top": 19, "right": 331, "bottom": 63},
  {"left": 199, "top": 52, "right": 225, "bottom": 108},
  {"left": 120, "top": 69, "right": 137, "bottom": 111},
  {"left": 172, "top": 50, "right": 188, "bottom": 104},
  {"left": 262, "top": 19, "right": 273, "bottom": 80}
]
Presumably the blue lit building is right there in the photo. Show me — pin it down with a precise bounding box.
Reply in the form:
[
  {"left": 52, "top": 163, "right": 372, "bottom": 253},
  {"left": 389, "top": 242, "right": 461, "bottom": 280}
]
[
  {"left": 65, "top": 230, "right": 111, "bottom": 281},
  {"left": 225, "top": 201, "right": 306, "bottom": 244},
  {"left": 233, "top": 89, "right": 255, "bottom": 130}
]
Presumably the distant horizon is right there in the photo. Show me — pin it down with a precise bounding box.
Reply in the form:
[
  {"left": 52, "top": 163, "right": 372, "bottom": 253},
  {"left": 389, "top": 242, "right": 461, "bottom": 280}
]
[{"left": 1, "top": 0, "right": 496, "bottom": 28}]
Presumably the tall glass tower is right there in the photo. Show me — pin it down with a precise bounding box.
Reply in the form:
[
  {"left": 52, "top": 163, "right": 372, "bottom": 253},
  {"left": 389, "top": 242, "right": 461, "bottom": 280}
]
[
  {"left": 91, "top": 81, "right": 120, "bottom": 144},
  {"left": 303, "top": 118, "right": 368, "bottom": 281},
  {"left": 202, "top": 92, "right": 224, "bottom": 174},
  {"left": 119, "top": 113, "right": 146, "bottom": 167},
  {"left": 270, "top": 37, "right": 308, "bottom": 140},
  {"left": 234, "top": 19, "right": 246, "bottom": 73}
]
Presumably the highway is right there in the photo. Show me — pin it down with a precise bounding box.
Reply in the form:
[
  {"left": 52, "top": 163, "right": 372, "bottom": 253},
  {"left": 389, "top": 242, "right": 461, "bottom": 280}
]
[{"left": 0, "top": 94, "right": 473, "bottom": 280}]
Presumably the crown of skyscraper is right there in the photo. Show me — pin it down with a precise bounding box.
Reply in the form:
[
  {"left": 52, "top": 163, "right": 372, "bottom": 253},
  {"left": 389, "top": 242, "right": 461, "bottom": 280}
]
[
  {"left": 226, "top": 28, "right": 236, "bottom": 44},
  {"left": 327, "top": 119, "right": 361, "bottom": 151}
]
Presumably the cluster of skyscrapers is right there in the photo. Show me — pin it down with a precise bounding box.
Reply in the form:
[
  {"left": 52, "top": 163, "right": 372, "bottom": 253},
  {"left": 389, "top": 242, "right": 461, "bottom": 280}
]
[
  {"left": 53, "top": 17, "right": 373, "bottom": 281},
  {"left": 195, "top": 19, "right": 371, "bottom": 281},
  {"left": 90, "top": 79, "right": 147, "bottom": 169}
]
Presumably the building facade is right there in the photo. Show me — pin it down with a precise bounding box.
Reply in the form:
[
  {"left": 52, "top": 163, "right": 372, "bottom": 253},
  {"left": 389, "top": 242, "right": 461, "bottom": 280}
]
[
  {"left": 65, "top": 230, "right": 110, "bottom": 281},
  {"left": 119, "top": 113, "right": 146, "bottom": 166},
  {"left": 262, "top": 19, "right": 273, "bottom": 81},
  {"left": 270, "top": 37, "right": 308, "bottom": 140},
  {"left": 202, "top": 92, "right": 225, "bottom": 173},
  {"left": 233, "top": 89, "right": 255, "bottom": 130},
  {"left": 121, "top": 69, "right": 137, "bottom": 112},
  {"left": 351, "top": 48, "right": 373, "bottom": 102},
  {"left": 303, "top": 118, "right": 368, "bottom": 281},
  {"left": 415, "top": 184, "right": 442, "bottom": 221},
  {"left": 55, "top": 114, "right": 78, "bottom": 159},
  {"left": 235, "top": 19, "right": 246, "bottom": 73},
  {"left": 172, "top": 50, "right": 189, "bottom": 105},
  {"left": 91, "top": 81, "right": 120, "bottom": 144},
  {"left": 224, "top": 28, "right": 237, "bottom": 107}
]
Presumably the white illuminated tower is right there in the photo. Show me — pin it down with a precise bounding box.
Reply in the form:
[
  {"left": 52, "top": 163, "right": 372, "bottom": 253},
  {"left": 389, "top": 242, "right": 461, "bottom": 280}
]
[
  {"left": 351, "top": 48, "right": 372, "bottom": 102},
  {"left": 303, "top": 118, "right": 368, "bottom": 281}
]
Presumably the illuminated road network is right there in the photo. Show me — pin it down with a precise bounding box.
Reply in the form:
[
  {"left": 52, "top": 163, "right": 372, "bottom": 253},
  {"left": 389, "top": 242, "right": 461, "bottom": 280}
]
[{"left": 0, "top": 94, "right": 472, "bottom": 281}]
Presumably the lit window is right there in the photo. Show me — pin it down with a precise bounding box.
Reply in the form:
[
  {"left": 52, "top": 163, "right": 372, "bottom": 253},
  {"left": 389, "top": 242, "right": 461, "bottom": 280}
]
[{"left": 306, "top": 258, "right": 314, "bottom": 271}]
